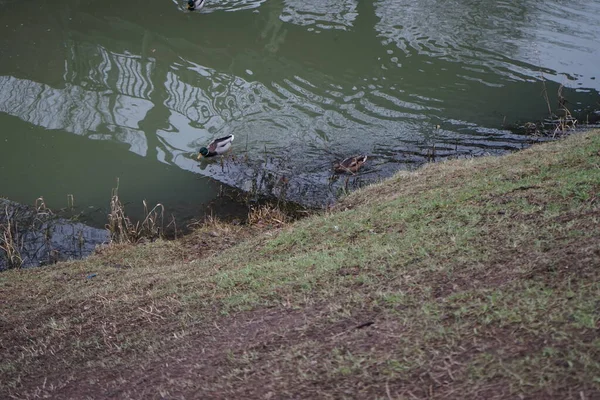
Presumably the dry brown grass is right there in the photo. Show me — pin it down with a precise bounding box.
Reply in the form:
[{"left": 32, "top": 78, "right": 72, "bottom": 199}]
[
  {"left": 0, "top": 205, "right": 23, "bottom": 269},
  {"left": 247, "top": 204, "right": 289, "bottom": 227},
  {"left": 106, "top": 181, "right": 164, "bottom": 244},
  {"left": 521, "top": 82, "right": 579, "bottom": 137}
]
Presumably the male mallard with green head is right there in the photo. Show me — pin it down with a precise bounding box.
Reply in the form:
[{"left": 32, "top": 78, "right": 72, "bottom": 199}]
[
  {"left": 197, "top": 135, "right": 235, "bottom": 159},
  {"left": 333, "top": 155, "right": 368, "bottom": 174},
  {"left": 187, "top": 0, "right": 206, "bottom": 11}
]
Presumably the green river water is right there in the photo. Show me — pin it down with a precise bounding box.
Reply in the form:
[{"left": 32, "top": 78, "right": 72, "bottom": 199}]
[{"left": 1, "top": 0, "right": 599, "bottom": 225}]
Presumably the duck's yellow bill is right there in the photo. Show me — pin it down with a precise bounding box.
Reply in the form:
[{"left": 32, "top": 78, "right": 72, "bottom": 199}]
[{"left": 197, "top": 154, "right": 203, "bottom": 160}]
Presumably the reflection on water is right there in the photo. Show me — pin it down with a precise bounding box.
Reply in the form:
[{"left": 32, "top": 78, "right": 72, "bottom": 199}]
[
  {"left": 0, "top": 0, "right": 599, "bottom": 210},
  {"left": 280, "top": 0, "right": 358, "bottom": 31},
  {"left": 0, "top": 73, "right": 152, "bottom": 156}
]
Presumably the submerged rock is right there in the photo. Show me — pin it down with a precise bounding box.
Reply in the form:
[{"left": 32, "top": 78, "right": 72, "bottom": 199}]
[{"left": 0, "top": 199, "right": 109, "bottom": 271}]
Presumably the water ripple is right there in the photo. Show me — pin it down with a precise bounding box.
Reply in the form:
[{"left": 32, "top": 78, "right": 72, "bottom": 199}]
[
  {"left": 373, "top": 0, "right": 600, "bottom": 87},
  {"left": 2, "top": 0, "right": 600, "bottom": 208},
  {"left": 279, "top": 0, "right": 358, "bottom": 31}
]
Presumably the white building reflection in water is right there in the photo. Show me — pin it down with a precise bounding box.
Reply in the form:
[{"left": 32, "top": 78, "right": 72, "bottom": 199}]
[
  {"left": 1, "top": 0, "right": 556, "bottom": 206},
  {"left": 0, "top": 74, "right": 152, "bottom": 157},
  {"left": 0, "top": 43, "right": 159, "bottom": 157},
  {"left": 280, "top": 0, "right": 358, "bottom": 31},
  {"left": 0, "top": 38, "right": 296, "bottom": 196}
]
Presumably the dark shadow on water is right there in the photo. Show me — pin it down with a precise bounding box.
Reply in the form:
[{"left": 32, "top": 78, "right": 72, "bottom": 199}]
[{"left": 0, "top": 199, "right": 109, "bottom": 271}]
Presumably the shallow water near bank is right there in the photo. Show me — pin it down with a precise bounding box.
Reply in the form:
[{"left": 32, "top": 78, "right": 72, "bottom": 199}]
[
  {"left": 0, "top": 199, "right": 109, "bottom": 270},
  {"left": 1, "top": 0, "right": 599, "bottom": 215}
]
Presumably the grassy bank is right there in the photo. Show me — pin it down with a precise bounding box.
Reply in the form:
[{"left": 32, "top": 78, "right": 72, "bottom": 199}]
[{"left": 1, "top": 131, "right": 599, "bottom": 399}]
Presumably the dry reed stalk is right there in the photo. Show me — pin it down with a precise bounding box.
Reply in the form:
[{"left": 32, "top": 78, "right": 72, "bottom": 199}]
[
  {"left": 106, "top": 180, "right": 164, "bottom": 244},
  {"left": 248, "top": 204, "right": 288, "bottom": 227},
  {"left": 0, "top": 205, "right": 23, "bottom": 269}
]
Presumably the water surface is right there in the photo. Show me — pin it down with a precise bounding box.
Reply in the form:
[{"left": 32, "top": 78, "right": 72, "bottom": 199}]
[{"left": 1, "top": 0, "right": 599, "bottom": 218}]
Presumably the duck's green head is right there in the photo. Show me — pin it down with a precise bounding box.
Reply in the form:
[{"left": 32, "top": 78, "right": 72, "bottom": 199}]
[
  {"left": 197, "top": 147, "right": 209, "bottom": 159},
  {"left": 187, "top": 0, "right": 194, "bottom": 10}
]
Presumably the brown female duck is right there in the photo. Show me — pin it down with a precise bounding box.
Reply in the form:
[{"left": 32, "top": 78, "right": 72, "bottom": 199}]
[{"left": 333, "top": 155, "right": 368, "bottom": 174}]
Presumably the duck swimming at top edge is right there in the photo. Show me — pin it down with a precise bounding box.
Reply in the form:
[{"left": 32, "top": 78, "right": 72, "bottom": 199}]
[{"left": 187, "top": 0, "right": 206, "bottom": 11}]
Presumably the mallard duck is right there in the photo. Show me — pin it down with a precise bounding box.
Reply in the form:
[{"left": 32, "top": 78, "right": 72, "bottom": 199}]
[
  {"left": 333, "top": 155, "right": 368, "bottom": 174},
  {"left": 197, "top": 135, "right": 234, "bottom": 159},
  {"left": 187, "top": 0, "right": 206, "bottom": 11}
]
